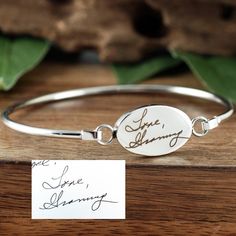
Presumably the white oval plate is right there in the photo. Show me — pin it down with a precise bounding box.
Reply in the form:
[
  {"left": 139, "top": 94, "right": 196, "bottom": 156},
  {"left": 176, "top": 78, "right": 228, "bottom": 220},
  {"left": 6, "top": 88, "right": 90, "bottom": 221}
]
[{"left": 115, "top": 105, "right": 192, "bottom": 156}]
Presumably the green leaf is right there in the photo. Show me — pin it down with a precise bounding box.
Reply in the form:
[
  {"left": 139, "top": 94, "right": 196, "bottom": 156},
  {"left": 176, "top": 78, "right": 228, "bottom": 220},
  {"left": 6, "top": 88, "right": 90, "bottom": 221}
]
[
  {"left": 0, "top": 36, "right": 50, "bottom": 90},
  {"left": 171, "top": 50, "right": 236, "bottom": 102},
  {"left": 112, "top": 56, "right": 182, "bottom": 84}
]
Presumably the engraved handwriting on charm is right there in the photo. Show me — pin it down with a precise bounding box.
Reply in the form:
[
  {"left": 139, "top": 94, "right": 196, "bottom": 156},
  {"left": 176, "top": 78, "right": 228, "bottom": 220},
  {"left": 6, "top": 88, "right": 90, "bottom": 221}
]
[
  {"left": 125, "top": 108, "right": 160, "bottom": 132},
  {"left": 125, "top": 108, "right": 188, "bottom": 149},
  {"left": 115, "top": 105, "right": 193, "bottom": 156},
  {"left": 126, "top": 129, "right": 186, "bottom": 149}
]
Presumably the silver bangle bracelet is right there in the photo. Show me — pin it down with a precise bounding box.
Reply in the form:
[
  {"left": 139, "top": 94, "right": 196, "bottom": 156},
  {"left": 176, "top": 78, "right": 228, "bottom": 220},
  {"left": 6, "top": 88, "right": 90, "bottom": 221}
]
[{"left": 1, "top": 85, "right": 234, "bottom": 156}]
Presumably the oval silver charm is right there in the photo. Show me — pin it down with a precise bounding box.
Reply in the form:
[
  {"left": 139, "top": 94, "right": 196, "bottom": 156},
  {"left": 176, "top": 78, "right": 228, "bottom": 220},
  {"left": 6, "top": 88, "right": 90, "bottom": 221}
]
[{"left": 115, "top": 105, "right": 192, "bottom": 156}]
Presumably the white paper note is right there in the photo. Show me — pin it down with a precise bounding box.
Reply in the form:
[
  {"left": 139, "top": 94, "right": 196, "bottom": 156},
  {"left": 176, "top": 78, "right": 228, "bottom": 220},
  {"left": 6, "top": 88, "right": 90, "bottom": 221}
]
[{"left": 32, "top": 160, "right": 125, "bottom": 219}]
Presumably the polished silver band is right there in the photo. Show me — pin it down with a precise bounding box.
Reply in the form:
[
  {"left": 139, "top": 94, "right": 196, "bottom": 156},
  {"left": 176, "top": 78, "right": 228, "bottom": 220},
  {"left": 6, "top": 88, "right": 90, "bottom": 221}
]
[{"left": 1, "top": 85, "right": 234, "bottom": 145}]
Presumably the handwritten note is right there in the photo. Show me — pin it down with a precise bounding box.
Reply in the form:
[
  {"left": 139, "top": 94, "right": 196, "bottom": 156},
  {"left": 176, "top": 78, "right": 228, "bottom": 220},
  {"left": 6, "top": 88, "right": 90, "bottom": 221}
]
[{"left": 32, "top": 160, "right": 125, "bottom": 219}]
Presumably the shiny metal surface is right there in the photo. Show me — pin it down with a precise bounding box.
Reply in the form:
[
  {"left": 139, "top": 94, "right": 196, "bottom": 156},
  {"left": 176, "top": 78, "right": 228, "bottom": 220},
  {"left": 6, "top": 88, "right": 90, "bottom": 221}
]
[{"left": 1, "top": 85, "right": 234, "bottom": 144}]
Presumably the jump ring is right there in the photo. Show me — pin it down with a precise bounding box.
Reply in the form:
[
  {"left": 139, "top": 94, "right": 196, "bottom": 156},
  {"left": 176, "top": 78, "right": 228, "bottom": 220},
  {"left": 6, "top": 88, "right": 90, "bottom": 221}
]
[
  {"left": 95, "top": 124, "right": 114, "bottom": 145},
  {"left": 192, "top": 116, "right": 209, "bottom": 137}
]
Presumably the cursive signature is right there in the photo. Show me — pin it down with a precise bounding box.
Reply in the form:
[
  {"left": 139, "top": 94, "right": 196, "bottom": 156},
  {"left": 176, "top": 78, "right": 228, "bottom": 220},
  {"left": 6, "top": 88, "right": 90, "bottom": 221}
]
[
  {"left": 125, "top": 108, "right": 160, "bottom": 132},
  {"left": 40, "top": 164, "right": 118, "bottom": 211},
  {"left": 125, "top": 108, "right": 188, "bottom": 149},
  {"left": 42, "top": 165, "right": 84, "bottom": 190},
  {"left": 39, "top": 190, "right": 117, "bottom": 211}
]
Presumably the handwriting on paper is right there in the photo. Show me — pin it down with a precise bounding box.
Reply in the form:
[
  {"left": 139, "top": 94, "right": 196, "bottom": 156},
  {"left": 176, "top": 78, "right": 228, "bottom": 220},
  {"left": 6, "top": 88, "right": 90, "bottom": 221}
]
[{"left": 32, "top": 160, "right": 125, "bottom": 219}]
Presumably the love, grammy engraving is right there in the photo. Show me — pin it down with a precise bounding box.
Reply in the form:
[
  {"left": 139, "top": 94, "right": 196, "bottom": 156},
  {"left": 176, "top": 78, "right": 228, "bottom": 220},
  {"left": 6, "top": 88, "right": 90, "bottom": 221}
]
[{"left": 115, "top": 105, "right": 193, "bottom": 156}]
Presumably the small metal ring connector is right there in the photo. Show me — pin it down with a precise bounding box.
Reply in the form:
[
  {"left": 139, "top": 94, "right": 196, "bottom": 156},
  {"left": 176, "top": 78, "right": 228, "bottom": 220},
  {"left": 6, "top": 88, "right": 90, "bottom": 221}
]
[
  {"left": 95, "top": 124, "right": 114, "bottom": 145},
  {"left": 192, "top": 116, "right": 209, "bottom": 137}
]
